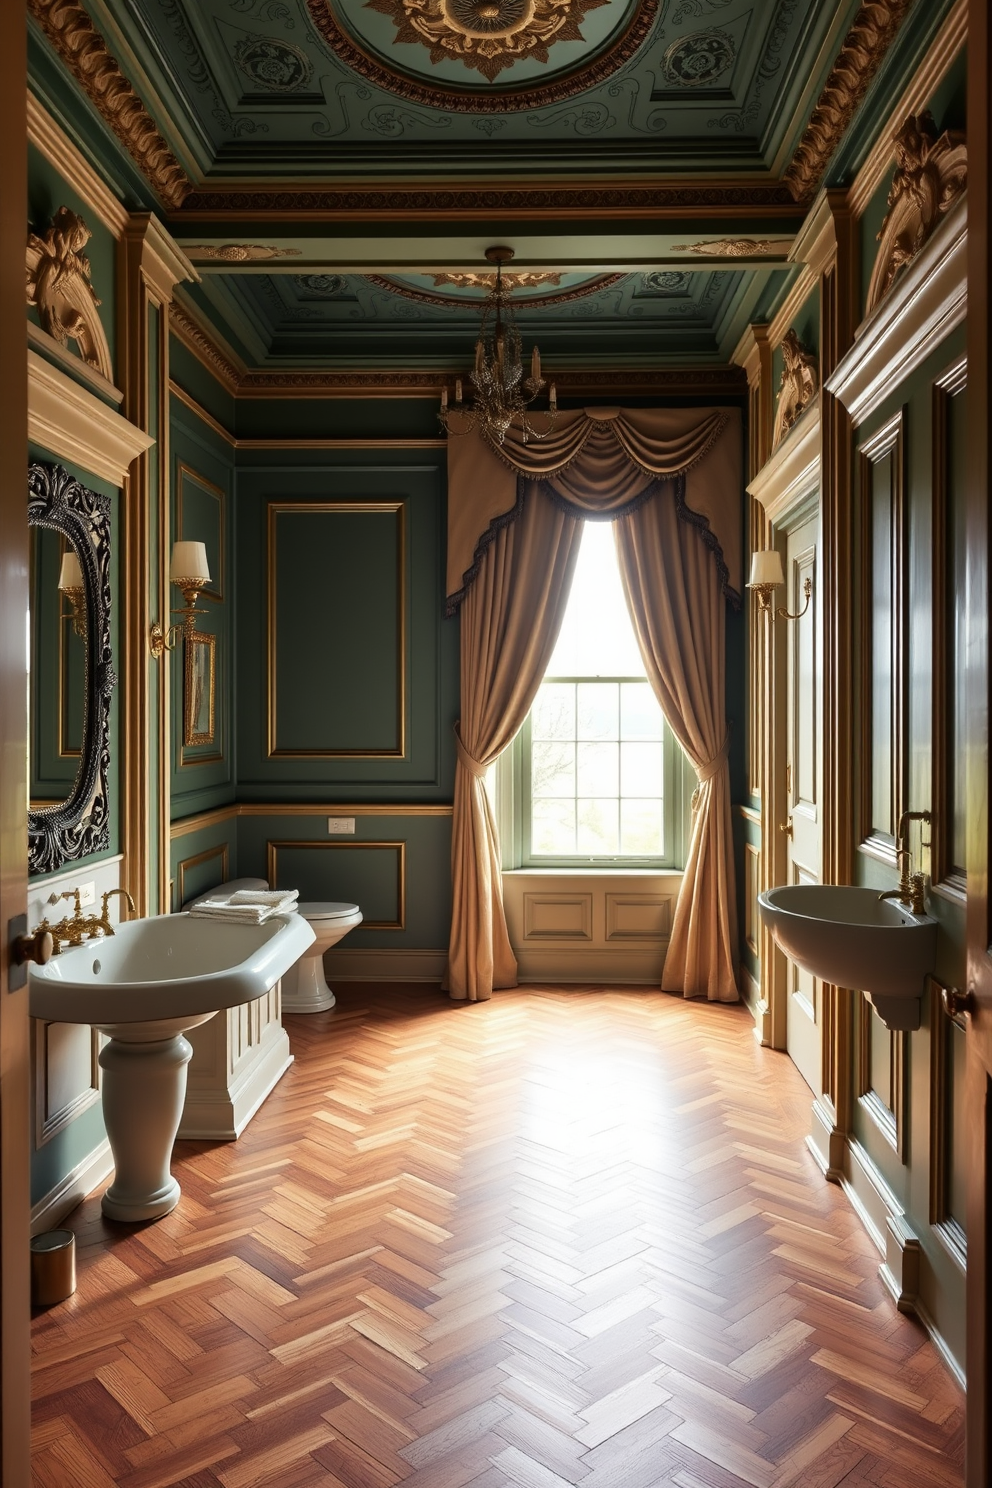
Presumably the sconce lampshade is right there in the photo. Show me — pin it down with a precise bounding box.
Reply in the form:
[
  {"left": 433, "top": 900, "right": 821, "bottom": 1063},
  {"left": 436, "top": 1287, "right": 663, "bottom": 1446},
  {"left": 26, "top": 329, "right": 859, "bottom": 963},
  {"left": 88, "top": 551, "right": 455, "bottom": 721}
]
[
  {"left": 57, "top": 551, "right": 83, "bottom": 591},
  {"left": 748, "top": 549, "right": 785, "bottom": 589},
  {"left": 169, "top": 540, "right": 210, "bottom": 584}
]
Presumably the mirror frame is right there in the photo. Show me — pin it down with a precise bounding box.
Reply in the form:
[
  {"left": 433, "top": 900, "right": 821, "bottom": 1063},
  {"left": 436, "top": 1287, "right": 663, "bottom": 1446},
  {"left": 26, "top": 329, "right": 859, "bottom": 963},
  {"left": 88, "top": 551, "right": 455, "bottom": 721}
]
[{"left": 28, "top": 460, "right": 115, "bottom": 875}]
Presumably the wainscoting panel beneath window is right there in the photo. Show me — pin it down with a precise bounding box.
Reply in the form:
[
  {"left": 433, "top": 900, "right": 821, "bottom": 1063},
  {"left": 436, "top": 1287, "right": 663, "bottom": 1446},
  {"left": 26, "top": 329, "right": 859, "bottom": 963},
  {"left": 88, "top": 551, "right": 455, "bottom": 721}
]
[{"left": 503, "top": 870, "right": 681, "bottom": 982}]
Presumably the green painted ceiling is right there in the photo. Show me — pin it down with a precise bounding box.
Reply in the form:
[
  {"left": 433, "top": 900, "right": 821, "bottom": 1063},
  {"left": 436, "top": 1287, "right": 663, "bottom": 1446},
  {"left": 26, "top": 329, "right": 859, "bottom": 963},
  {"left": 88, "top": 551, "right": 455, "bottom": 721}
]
[
  {"left": 87, "top": 0, "right": 863, "bottom": 178},
  {"left": 185, "top": 264, "right": 776, "bottom": 366}
]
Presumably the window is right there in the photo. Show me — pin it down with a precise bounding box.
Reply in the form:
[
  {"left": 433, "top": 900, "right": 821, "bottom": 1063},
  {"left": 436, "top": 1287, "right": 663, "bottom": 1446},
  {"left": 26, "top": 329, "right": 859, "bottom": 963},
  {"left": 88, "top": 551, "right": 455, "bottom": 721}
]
[{"left": 498, "top": 521, "right": 691, "bottom": 868}]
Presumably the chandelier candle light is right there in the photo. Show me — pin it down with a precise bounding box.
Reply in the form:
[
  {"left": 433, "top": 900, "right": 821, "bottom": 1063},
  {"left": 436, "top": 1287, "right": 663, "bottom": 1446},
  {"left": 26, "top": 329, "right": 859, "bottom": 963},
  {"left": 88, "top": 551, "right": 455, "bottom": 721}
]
[{"left": 439, "top": 246, "right": 557, "bottom": 445}]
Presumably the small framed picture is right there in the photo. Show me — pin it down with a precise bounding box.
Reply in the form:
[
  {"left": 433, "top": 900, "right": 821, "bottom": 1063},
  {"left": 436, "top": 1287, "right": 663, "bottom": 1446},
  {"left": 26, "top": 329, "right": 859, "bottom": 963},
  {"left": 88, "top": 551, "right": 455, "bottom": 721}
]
[{"left": 184, "top": 630, "right": 215, "bottom": 747}]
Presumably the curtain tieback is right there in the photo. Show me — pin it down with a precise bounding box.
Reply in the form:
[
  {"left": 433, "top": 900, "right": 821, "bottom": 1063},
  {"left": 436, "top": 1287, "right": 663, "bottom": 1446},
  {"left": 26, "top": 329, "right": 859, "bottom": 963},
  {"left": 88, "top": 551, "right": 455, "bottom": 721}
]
[
  {"left": 691, "top": 733, "right": 730, "bottom": 811},
  {"left": 454, "top": 724, "right": 488, "bottom": 779}
]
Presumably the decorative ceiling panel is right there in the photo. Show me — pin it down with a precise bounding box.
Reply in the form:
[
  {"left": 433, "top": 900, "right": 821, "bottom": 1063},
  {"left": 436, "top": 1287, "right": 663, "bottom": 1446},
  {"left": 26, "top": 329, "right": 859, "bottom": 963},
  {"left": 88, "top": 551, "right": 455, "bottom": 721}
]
[
  {"left": 183, "top": 265, "right": 774, "bottom": 366},
  {"left": 83, "top": 0, "right": 865, "bottom": 177}
]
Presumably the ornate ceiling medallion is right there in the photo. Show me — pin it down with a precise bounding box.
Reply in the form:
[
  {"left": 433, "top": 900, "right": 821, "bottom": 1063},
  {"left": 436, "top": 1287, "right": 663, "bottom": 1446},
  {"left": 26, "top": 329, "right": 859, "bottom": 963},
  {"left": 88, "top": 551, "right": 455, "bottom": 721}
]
[
  {"left": 662, "top": 30, "right": 734, "bottom": 87},
  {"left": 368, "top": 271, "right": 622, "bottom": 309},
  {"left": 363, "top": 0, "right": 607, "bottom": 82},
  {"left": 431, "top": 270, "right": 563, "bottom": 290},
  {"left": 304, "top": 0, "right": 658, "bottom": 112}
]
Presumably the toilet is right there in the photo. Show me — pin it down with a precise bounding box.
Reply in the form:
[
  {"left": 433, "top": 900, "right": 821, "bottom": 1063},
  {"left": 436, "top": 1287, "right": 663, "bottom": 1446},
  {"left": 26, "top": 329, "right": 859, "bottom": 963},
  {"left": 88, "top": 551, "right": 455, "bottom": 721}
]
[{"left": 183, "top": 878, "right": 362, "bottom": 1014}]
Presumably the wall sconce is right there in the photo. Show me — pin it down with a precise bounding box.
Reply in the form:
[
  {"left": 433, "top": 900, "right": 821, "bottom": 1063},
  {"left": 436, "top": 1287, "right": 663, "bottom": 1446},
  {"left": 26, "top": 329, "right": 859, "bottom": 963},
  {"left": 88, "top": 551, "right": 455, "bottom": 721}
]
[
  {"left": 747, "top": 549, "right": 812, "bottom": 620},
  {"left": 149, "top": 541, "right": 211, "bottom": 659},
  {"left": 57, "top": 549, "right": 86, "bottom": 638}
]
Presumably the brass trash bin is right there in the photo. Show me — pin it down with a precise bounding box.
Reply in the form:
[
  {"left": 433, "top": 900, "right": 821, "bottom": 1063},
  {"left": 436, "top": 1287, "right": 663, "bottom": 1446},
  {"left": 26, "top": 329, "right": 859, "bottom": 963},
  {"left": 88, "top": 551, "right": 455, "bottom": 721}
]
[{"left": 30, "top": 1229, "right": 76, "bottom": 1306}]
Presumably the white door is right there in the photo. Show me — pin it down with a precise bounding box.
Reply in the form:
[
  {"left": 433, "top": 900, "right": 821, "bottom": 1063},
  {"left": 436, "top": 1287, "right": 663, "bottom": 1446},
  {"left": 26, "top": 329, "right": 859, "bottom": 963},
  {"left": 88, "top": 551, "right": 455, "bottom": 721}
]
[{"left": 784, "top": 517, "right": 821, "bottom": 1093}]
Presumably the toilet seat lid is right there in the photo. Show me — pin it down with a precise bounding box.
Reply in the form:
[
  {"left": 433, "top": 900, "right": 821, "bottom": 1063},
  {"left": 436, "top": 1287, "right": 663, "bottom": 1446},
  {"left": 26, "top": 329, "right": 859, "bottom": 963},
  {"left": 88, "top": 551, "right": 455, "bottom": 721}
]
[{"left": 298, "top": 901, "right": 361, "bottom": 921}]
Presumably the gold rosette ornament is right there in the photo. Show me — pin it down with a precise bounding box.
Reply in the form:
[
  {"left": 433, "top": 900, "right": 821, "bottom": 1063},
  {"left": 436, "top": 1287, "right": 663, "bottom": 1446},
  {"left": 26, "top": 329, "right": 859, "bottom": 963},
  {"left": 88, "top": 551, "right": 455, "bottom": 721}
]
[{"left": 365, "top": 0, "right": 608, "bottom": 81}]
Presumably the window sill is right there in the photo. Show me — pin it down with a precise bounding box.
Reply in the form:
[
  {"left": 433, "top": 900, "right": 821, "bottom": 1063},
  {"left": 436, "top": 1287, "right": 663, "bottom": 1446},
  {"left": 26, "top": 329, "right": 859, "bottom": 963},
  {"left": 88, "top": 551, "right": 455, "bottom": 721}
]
[{"left": 503, "top": 867, "right": 684, "bottom": 879}]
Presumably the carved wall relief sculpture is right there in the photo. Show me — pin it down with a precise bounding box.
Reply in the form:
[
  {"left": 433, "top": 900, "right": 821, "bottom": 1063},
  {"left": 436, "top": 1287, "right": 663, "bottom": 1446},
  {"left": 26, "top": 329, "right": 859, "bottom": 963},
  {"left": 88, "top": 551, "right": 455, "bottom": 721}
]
[
  {"left": 26, "top": 207, "right": 113, "bottom": 382},
  {"left": 865, "top": 111, "right": 967, "bottom": 317},
  {"left": 672, "top": 238, "right": 794, "bottom": 257},
  {"left": 185, "top": 244, "right": 303, "bottom": 262},
  {"left": 772, "top": 330, "right": 818, "bottom": 449}
]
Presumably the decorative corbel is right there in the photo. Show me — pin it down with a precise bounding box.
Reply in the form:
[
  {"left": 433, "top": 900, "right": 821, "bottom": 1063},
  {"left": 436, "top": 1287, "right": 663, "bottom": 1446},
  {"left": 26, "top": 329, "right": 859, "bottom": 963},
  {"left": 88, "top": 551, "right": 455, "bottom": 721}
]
[
  {"left": 772, "top": 329, "right": 818, "bottom": 450},
  {"left": 26, "top": 206, "right": 113, "bottom": 381},
  {"left": 866, "top": 111, "right": 967, "bottom": 317}
]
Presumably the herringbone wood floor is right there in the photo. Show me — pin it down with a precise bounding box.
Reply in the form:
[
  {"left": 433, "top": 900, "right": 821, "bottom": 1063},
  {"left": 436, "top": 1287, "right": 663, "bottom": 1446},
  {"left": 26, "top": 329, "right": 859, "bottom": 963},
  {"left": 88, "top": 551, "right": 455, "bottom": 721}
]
[{"left": 32, "top": 985, "right": 964, "bottom": 1488}]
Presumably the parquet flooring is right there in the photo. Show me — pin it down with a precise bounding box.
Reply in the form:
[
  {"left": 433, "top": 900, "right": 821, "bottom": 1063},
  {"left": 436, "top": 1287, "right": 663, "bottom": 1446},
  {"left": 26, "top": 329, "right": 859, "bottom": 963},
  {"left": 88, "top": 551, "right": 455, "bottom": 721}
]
[{"left": 31, "top": 985, "right": 965, "bottom": 1488}]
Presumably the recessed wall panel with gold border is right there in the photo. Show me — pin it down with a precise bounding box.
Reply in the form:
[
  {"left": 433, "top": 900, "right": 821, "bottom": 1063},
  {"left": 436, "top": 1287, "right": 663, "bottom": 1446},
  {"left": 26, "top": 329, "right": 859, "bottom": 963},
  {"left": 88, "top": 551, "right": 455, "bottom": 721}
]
[
  {"left": 266, "top": 839, "right": 406, "bottom": 931},
  {"left": 33, "top": 1021, "right": 101, "bottom": 1149},
  {"left": 176, "top": 843, "right": 230, "bottom": 910},
  {"left": 176, "top": 460, "right": 225, "bottom": 604},
  {"left": 857, "top": 412, "right": 906, "bottom": 868},
  {"left": 266, "top": 502, "right": 406, "bottom": 760}
]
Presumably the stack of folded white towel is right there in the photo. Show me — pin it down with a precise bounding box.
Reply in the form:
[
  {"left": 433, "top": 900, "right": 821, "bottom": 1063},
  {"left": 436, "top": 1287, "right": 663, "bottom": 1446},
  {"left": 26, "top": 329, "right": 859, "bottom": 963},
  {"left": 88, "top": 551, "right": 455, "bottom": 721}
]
[{"left": 189, "top": 888, "right": 300, "bottom": 925}]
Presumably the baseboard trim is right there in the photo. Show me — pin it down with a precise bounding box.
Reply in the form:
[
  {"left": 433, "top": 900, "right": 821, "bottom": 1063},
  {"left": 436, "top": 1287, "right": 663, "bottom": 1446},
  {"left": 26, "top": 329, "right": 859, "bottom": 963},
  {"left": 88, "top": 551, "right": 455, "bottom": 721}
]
[
  {"left": 915, "top": 1294, "right": 967, "bottom": 1390},
  {"left": 31, "top": 1139, "right": 114, "bottom": 1236},
  {"left": 179, "top": 1034, "right": 293, "bottom": 1141},
  {"left": 741, "top": 967, "right": 771, "bottom": 1045},
  {"left": 323, "top": 948, "right": 448, "bottom": 982},
  {"left": 512, "top": 946, "right": 667, "bottom": 983}
]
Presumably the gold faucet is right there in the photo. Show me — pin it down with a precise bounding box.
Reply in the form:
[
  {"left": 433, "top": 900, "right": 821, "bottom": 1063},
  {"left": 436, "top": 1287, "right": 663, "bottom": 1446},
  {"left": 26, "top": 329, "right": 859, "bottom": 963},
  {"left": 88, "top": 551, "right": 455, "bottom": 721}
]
[
  {"left": 98, "top": 888, "right": 136, "bottom": 936},
  {"left": 38, "top": 885, "right": 136, "bottom": 953},
  {"left": 878, "top": 812, "right": 931, "bottom": 914},
  {"left": 43, "top": 889, "right": 107, "bottom": 951}
]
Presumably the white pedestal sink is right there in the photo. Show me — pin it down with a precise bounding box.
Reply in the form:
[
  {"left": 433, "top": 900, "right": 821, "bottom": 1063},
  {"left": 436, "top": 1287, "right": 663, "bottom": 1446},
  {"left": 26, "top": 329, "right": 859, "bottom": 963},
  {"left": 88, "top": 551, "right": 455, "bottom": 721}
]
[
  {"left": 758, "top": 884, "right": 938, "bottom": 1031},
  {"left": 29, "top": 912, "right": 315, "bottom": 1222}
]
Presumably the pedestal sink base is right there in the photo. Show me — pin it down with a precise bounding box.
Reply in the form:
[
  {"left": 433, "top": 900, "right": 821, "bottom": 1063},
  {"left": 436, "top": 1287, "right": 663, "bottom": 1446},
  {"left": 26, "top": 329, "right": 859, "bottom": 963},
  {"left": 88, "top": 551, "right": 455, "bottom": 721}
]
[{"left": 98, "top": 1031, "right": 198, "bottom": 1222}]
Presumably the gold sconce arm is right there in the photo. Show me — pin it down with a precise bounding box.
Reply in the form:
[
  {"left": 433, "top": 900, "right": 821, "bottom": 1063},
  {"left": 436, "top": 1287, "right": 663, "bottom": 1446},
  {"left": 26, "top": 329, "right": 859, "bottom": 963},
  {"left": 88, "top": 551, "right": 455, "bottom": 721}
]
[
  {"left": 775, "top": 575, "right": 812, "bottom": 622},
  {"left": 149, "top": 578, "right": 208, "bottom": 659}
]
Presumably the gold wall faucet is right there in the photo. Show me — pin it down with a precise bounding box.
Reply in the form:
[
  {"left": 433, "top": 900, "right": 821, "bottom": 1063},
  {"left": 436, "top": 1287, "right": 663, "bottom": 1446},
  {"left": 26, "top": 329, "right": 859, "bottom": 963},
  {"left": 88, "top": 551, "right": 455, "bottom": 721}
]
[
  {"left": 878, "top": 811, "right": 932, "bottom": 914},
  {"left": 98, "top": 888, "right": 136, "bottom": 936}
]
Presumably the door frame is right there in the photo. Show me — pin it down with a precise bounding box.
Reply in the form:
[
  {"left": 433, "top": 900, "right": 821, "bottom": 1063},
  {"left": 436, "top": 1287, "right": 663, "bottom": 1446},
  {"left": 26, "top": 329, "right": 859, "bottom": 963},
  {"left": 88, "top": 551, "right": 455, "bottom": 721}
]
[
  {"left": 747, "top": 404, "right": 823, "bottom": 1053},
  {"left": 965, "top": 0, "right": 991, "bottom": 1476},
  {"left": 1, "top": 15, "right": 32, "bottom": 1484}
]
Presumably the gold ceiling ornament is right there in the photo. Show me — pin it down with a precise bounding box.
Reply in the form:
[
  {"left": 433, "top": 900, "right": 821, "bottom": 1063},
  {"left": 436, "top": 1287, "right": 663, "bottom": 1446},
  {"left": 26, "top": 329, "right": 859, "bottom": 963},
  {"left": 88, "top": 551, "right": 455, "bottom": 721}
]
[
  {"left": 305, "top": 0, "right": 660, "bottom": 109},
  {"left": 26, "top": 207, "right": 113, "bottom": 382},
  {"left": 439, "top": 246, "right": 557, "bottom": 446},
  {"left": 784, "top": 0, "right": 915, "bottom": 204},
  {"left": 370, "top": 271, "right": 622, "bottom": 310},
  {"left": 364, "top": 0, "right": 608, "bottom": 82},
  {"left": 27, "top": 0, "right": 190, "bottom": 209},
  {"left": 672, "top": 238, "right": 795, "bottom": 257},
  {"left": 772, "top": 330, "right": 818, "bottom": 451},
  {"left": 431, "top": 270, "right": 563, "bottom": 290},
  {"left": 185, "top": 245, "right": 304, "bottom": 262},
  {"left": 866, "top": 112, "right": 967, "bottom": 316}
]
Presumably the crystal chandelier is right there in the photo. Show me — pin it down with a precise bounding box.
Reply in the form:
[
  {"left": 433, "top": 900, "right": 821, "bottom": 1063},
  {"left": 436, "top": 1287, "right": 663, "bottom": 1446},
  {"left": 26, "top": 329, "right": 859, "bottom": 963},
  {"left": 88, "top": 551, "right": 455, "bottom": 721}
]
[{"left": 439, "top": 246, "right": 557, "bottom": 445}]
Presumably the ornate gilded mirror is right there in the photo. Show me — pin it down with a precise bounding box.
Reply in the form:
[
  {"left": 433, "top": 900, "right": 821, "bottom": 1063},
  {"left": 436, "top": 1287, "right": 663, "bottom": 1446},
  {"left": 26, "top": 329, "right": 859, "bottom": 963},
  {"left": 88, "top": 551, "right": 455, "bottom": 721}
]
[{"left": 28, "top": 461, "right": 115, "bottom": 875}]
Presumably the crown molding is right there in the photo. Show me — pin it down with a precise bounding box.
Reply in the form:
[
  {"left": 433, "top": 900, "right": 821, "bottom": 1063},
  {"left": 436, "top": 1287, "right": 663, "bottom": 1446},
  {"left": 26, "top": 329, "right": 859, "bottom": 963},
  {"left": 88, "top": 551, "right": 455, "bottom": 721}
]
[
  {"left": 27, "top": 91, "right": 128, "bottom": 236},
  {"left": 825, "top": 193, "right": 966, "bottom": 424},
  {"left": 27, "top": 0, "right": 190, "bottom": 209},
  {"left": 168, "top": 299, "right": 245, "bottom": 396},
  {"left": 784, "top": 0, "right": 915, "bottom": 205},
  {"left": 173, "top": 180, "right": 801, "bottom": 222},
  {"left": 748, "top": 402, "right": 821, "bottom": 526},
  {"left": 234, "top": 366, "right": 747, "bottom": 399},
  {"left": 28, "top": 349, "right": 154, "bottom": 485}
]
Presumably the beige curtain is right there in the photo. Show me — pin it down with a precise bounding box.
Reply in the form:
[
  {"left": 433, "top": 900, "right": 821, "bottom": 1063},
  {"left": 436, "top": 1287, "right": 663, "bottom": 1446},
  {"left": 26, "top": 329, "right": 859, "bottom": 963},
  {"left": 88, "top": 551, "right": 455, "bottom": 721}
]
[
  {"left": 615, "top": 495, "right": 739, "bottom": 1001},
  {"left": 446, "top": 487, "right": 582, "bottom": 1002}
]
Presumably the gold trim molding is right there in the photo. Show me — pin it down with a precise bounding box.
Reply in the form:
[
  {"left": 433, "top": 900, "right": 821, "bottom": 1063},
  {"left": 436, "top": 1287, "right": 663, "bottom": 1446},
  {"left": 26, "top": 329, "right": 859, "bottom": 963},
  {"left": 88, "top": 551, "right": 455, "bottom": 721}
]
[
  {"left": 169, "top": 802, "right": 454, "bottom": 839},
  {"left": 784, "top": 0, "right": 915, "bottom": 204},
  {"left": 28, "top": 349, "right": 154, "bottom": 485},
  {"left": 27, "top": 0, "right": 190, "bottom": 209},
  {"left": 27, "top": 92, "right": 128, "bottom": 237}
]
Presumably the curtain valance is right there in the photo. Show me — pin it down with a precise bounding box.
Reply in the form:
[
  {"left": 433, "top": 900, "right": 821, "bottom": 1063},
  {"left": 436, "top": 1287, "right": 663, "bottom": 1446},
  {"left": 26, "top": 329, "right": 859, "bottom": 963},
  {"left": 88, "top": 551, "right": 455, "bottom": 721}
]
[{"left": 446, "top": 405, "right": 742, "bottom": 613}]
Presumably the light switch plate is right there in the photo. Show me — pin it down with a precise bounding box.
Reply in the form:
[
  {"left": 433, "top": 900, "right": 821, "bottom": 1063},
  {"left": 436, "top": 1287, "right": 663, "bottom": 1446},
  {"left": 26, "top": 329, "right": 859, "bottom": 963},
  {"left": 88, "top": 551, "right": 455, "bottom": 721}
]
[
  {"left": 327, "top": 817, "right": 356, "bottom": 835},
  {"left": 77, "top": 882, "right": 96, "bottom": 907}
]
